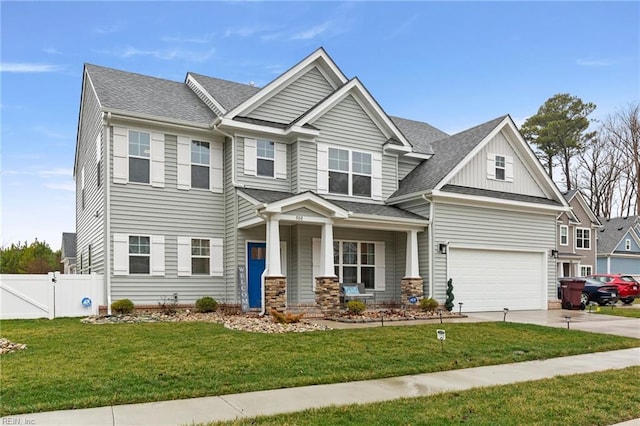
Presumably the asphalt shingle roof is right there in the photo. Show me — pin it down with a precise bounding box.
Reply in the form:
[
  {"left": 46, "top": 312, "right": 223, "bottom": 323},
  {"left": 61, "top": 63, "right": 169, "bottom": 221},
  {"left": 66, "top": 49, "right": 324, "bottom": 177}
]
[
  {"left": 442, "top": 185, "right": 563, "bottom": 206},
  {"left": 390, "top": 116, "right": 449, "bottom": 155},
  {"left": 597, "top": 216, "right": 640, "bottom": 254},
  {"left": 391, "top": 115, "right": 507, "bottom": 198},
  {"left": 85, "top": 64, "right": 216, "bottom": 125},
  {"left": 239, "top": 189, "right": 426, "bottom": 221},
  {"left": 188, "top": 73, "right": 261, "bottom": 112}
]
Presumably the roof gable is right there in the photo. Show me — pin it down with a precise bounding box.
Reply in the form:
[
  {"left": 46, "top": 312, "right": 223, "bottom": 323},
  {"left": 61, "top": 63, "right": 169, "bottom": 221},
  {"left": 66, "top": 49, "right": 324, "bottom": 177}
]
[{"left": 598, "top": 216, "right": 640, "bottom": 254}]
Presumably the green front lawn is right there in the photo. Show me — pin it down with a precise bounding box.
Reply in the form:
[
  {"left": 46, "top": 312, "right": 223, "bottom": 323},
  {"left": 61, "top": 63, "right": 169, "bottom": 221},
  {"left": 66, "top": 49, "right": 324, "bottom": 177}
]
[
  {"left": 594, "top": 306, "right": 640, "bottom": 318},
  {"left": 1, "top": 318, "right": 639, "bottom": 416},
  {"left": 211, "top": 367, "right": 640, "bottom": 426}
]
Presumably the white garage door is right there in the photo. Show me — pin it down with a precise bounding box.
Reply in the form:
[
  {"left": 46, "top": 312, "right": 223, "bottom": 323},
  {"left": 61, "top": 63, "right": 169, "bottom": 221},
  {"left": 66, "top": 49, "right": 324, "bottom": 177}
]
[{"left": 448, "top": 248, "right": 545, "bottom": 312}]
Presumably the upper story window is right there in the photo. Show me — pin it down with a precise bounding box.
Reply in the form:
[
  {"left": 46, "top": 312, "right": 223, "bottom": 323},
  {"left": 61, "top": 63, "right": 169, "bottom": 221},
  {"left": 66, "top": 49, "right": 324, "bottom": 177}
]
[
  {"left": 328, "top": 148, "right": 372, "bottom": 197},
  {"left": 128, "top": 130, "right": 150, "bottom": 184},
  {"left": 257, "top": 140, "right": 275, "bottom": 177},
  {"left": 113, "top": 127, "right": 165, "bottom": 188},
  {"left": 576, "top": 228, "right": 591, "bottom": 250},
  {"left": 487, "top": 153, "right": 513, "bottom": 182},
  {"left": 625, "top": 239, "right": 631, "bottom": 251},
  {"left": 560, "top": 225, "right": 568, "bottom": 246},
  {"left": 244, "top": 137, "right": 286, "bottom": 179},
  {"left": 191, "top": 141, "right": 210, "bottom": 189}
]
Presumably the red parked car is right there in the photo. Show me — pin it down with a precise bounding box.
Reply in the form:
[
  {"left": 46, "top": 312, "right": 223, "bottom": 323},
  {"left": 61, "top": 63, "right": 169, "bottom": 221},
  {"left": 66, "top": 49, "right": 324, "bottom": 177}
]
[{"left": 587, "top": 274, "right": 640, "bottom": 305}]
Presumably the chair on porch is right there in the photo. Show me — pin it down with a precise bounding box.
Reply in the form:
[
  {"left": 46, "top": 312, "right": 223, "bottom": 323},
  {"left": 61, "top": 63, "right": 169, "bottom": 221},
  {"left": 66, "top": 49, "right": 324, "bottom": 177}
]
[{"left": 340, "top": 283, "right": 375, "bottom": 306}]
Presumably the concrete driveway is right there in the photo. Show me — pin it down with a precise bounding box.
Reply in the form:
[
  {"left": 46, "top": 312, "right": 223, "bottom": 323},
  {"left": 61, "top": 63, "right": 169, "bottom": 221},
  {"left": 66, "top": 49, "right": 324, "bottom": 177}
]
[{"left": 465, "top": 308, "right": 640, "bottom": 339}]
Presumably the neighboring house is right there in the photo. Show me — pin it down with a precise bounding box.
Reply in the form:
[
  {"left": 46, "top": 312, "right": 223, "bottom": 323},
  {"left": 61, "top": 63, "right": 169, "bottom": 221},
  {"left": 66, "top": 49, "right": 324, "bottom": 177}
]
[
  {"left": 74, "top": 48, "right": 570, "bottom": 314},
  {"left": 556, "top": 190, "right": 601, "bottom": 277},
  {"left": 60, "top": 232, "right": 77, "bottom": 274},
  {"left": 597, "top": 216, "right": 640, "bottom": 275}
]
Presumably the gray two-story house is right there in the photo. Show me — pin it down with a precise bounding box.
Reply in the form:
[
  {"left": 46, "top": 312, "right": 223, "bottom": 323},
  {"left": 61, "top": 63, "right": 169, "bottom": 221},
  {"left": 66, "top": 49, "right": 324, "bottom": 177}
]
[{"left": 75, "top": 48, "right": 570, "bottom": 314}]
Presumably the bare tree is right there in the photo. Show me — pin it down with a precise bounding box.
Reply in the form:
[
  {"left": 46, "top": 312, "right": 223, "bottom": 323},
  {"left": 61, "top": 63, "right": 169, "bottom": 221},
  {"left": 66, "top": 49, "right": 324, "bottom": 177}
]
[{"left": 603, "top": 103, "right": 640, "bottom": 216}]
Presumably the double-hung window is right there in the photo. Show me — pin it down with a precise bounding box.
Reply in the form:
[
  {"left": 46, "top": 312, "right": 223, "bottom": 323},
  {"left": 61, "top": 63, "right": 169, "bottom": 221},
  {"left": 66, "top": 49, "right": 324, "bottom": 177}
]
[
  {"left": 576, "top": 228, "right": 591, "bottom": 249},
  {"left": 580, "top": 265, "right": 592, "bottom": 276},
  {"left": 129, "top": 235, "right": 150, "bottom": 274},
  {"left": 560, "top": 225, "right": 568, "bottom": 246},
  {"left": 191, "top": 141, "right": 210, "bottom": 189},
  {"left": 257, "top": 139, "right": 275, "bottom": 177},
  {"left": 328, "top": 148, "right": 372, "bottom": 197},
  {"left": 128, "top": 130, "right": 150, "bottom": 183},
  {"left": 495, "top": 155, "right": 506, "bottom": 180},
  {"left": 487, "top": 153, "right": 513, "bottom": 182},
  {"left": 333, "top": 241, "right": 376, "bottom": 290},
  {"left": 191, "top": 238, "right": 210, "bottom": 275}
]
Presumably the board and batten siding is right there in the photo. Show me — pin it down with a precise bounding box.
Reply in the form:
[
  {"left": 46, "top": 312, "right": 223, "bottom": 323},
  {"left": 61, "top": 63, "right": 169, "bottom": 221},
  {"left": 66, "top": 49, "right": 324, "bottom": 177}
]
[
  {"left": 109, "top": 128, "right": 228, "bottom": 304},
  {"left": 236, "top": 137, "right": 292, "bottom": 192},
  {"left": 76, "top": 76, "right": 105, "bottom": 276},
  {"left": 431, "top": 202, "right": 557, "bottom": 302},
  {"left": 449, "top": 130, "right": 547, "bottom": 197},
  {"left": 247, "top": 67, "right": 336, "bottom": 124}
]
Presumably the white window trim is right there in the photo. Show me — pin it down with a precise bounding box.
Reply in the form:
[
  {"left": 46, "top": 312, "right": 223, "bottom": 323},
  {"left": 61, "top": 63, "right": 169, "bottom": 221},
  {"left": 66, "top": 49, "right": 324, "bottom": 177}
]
[
  {"left": 580, "top": 265, "right": 592, "bottom": 277},
  {"left": 487, "top": 153, "right": 514, "bottom": 182},
  {"left": 112, "top": 127, "right": 164, "bottom": 187},
  {"left": 576, "top": 227, "right": 591, "bottom": 250},
  {"left": 178, "top": 236, "right": 223, "bottom": 277},
  {"left": 243, "top": 137, "right": 287, "bottom": 179},
  {"left": 113, "top": 233, "right": 164, "bottom": 276},
  {"left": 560, "top": 225, "right": 568, "bottom": 246},
  {"left": 625, "top": 239, "right": 631, "bottom": 251},
  {"left": 256, "top": 139, "right": 275, "bottom": 178},
  {"left": 191, "top": 140, "right": 211, "bottom": 190}
]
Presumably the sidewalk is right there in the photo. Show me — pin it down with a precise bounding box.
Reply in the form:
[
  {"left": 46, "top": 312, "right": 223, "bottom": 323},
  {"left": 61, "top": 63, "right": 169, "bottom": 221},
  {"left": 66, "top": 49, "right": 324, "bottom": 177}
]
[{"left": 4, "top": 347, "right": 639, "bottom": 426}]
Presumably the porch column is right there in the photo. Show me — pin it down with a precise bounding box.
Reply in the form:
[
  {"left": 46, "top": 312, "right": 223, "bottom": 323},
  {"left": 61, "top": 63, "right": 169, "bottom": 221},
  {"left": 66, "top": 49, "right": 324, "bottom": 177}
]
[
  {"left": 265, "top": 215, "right": 286, "bottom": 313},
  {"left": 320, "top": 222, "right": 336, "bottom": 277},
  {"left": 315, "top": 221, "right": 339, "bottom": 315},
  {"left": 402, "top": 229, "right": 423, "bottom": 306}
]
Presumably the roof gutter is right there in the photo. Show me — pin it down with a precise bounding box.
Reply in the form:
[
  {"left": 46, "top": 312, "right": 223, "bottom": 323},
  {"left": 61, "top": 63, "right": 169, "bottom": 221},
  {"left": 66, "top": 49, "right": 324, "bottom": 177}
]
[
  {"left": 211, "top": 118, "right": 240, "bottom": 188},
  {"left": 103, "top": 108, "right": 211, "bottom": 132},
  {"left": 423, "top": 194, "right": 435, "bottom": 299},
  {"left": 104, "top": 112, "right": 113, "bottom": 315}
]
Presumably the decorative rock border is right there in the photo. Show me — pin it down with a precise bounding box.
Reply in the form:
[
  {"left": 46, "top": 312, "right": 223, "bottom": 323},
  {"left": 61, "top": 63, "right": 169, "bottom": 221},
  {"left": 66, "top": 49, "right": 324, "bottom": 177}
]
[
  {"left": 326, "top": 309, "right": 465, "bottom": 323},
  {"left": 0, "top": 338, "right": 27, "bottom": 355}
]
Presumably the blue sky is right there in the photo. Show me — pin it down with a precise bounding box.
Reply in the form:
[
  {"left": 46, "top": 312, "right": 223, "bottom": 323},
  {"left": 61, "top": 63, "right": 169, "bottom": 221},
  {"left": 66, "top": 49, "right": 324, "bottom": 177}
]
[{"left": 1, "top": 1, "right": 638, "bottom": 249}]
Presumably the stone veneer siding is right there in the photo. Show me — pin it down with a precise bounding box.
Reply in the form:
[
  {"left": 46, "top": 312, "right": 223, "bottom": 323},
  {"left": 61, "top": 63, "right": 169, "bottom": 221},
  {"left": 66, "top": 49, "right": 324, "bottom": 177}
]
[
  {"left": 401, "top": 277, "right": 424, "bottom": 306},
  {"left": 315, "top": 276, "right": 340, "bottom": 314},
  {"left": 265, "top": 276, "right": 286, "bottom": 313}
]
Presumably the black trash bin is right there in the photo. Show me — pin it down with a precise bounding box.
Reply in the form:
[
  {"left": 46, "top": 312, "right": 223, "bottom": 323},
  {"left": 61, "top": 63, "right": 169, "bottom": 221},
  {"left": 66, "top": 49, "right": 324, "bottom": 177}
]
[{"left": 560, "top": 278, "right": 586, "bottom": 310}]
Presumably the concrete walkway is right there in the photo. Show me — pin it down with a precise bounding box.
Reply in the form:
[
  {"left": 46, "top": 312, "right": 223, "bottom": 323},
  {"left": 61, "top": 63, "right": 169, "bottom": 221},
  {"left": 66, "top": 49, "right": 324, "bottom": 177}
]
[{"left": 3, "top": 309, "right": 639, "bottom": 426}]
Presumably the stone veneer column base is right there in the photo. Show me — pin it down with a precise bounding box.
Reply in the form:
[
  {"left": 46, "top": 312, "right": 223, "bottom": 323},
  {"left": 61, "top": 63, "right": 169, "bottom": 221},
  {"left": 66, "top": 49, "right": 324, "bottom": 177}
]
[
  {"left": 401, "top": 277, "right": 424, "bottom": 307},
  {"left": 547, "top": 300, "right": 562, "bottom": 310},
  {"left": 265, "top": 276, "right": 286, "bottom": 313},
  {"left": 315, "top": 276, "right": 340, "bottom": 315}
]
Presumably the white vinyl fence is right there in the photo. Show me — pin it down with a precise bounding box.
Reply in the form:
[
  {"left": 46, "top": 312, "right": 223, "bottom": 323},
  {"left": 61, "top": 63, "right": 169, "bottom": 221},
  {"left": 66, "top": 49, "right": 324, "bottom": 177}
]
[{"left": 0, "top": 273, "right": 103, "bottom": 319}]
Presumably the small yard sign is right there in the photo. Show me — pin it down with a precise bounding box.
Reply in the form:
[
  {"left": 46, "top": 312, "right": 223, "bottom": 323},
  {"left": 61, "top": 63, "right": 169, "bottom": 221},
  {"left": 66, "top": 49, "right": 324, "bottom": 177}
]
[{"left": 436, "top": 329, "right": 446, "bottom": 341}]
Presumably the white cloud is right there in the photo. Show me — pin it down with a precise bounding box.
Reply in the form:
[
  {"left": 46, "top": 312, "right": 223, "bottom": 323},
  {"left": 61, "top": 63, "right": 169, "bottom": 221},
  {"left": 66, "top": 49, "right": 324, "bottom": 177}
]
[
  {"left": 94, "top": 22, "right": 124, "bottom": 35},
  {"left": 35, "top": 126, "right": 70, "bottom": 140},
  {"left": 39, "top": 168, "right": 73, "bottom": 177},
  {"left": 576, "top": 58, "right": 615, "bottom": 67},
  {"left": 0, "top": 63, "right": 64, "bottom": 73},
  {"left": 290, "top": 22, "right": 331, "bottom": 40},
  {"left": 161, "top": 34, "right": 213, "bottom": 44},
  {"left": 44, "top": 182, "right": 75, "bottom": 192},
  {"left": 114, "top": 46, "right": 216, "bottom": 62},
  {"left": 43, "top": 47, "right": 62, "bottom": 55}
]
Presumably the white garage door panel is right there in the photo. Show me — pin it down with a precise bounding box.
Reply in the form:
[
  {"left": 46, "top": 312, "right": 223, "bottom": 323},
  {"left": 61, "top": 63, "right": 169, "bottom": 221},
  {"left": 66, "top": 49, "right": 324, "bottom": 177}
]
[{"left": 449, "top": 249, "right": 544, "bottom": 312}]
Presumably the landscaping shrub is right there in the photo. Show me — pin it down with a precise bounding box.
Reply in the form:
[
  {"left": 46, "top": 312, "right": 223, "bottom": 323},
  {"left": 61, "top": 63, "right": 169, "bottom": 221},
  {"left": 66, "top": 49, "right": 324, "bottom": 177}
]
[
  {"left": 111, "top": 299, "right": 134, "bottom": 315},
  {"left": 158, "top": 295, "right": 178, "bottom": 315},
  {"left": 419, "top": 297, "right": 439, "bottom": 312},
  {"left": 346, "top": 300, "right": 366, "bottom": 314},
  {"left": 445, "top": 278, "right": 455, "bottom": 311},
  {"left": 270, "top": 309, "right": 305, "bottom": 324},
  {"left": 195, "top": 296, "right": 218, "bottom": 313}
]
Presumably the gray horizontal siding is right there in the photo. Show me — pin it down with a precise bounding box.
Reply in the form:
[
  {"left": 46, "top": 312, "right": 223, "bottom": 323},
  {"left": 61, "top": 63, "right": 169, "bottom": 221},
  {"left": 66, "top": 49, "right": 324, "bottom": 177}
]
[
  {"left": 431, "top": 202, "right": 557, "bottom": 302},
  {"left": 297, "top": 140, "right": 317, "bottom": 193},
  {"left": 236, "top": 137, "right": 292, "bottom": 192},
  {"left": 398, "top": 159, "right": 421, "bottom": 181},
  {"left": 247, "top": 67, "right": 335, "bottom": 123}
]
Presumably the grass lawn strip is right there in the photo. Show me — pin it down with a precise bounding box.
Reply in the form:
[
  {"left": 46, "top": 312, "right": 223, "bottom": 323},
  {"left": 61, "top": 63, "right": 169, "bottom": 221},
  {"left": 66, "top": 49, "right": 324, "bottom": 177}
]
[
  {"left": 209, "top": 367, "right": 640, "bottom": 426},
  {"left": 1, "top": 318, "right": 639, "bottom": 416},
  {"left": 593, "top": 306, "right": 640, "bottom": 318}
]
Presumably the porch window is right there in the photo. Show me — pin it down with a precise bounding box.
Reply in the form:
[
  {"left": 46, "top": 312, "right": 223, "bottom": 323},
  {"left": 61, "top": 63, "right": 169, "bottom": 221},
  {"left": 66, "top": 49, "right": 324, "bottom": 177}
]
[
  {"left": 560, "top": 225, "right": 568, "bottom": 246},
  {"left": 128, "top": 130, "right": 150, "bottom": 183},
  {"left": 576, "top": 228, "right": 591, "bottom": 249},
  {"left": 191, "top": 141, "right": 210, "bottom": 189},
  {"left": 333, "top": 240, "right": 376, "bottom": 289},
  {"left": 580, "top": 265, "right": 592, "bottom": 276}
]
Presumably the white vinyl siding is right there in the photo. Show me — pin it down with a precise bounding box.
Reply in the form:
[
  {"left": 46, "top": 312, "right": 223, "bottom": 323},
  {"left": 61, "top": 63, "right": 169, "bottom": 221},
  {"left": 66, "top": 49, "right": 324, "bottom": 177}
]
[
  {"left": 112, "top": 127, "right": 164, "bottom": 187},
  {"left": 177, "top": 136, "right": 223, "bottom": 192},
  {"left": 113, "top": 233, "right": 164, "bottom": 276},
  {"left": 177, "top": 236, "right": 223, "bottom": 277}
]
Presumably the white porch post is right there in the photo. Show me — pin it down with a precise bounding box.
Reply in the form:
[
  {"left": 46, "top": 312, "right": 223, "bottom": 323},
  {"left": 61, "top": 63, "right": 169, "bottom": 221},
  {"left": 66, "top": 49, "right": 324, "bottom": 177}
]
[
  {"left": 405, "top": 229, "right": 420, "bottom": 278},
  {"left": 266, "top": 216, "right": 282, "bottom": 276},
  {"left": 320, "top": 222, "right": 336, "bottom": 277}
]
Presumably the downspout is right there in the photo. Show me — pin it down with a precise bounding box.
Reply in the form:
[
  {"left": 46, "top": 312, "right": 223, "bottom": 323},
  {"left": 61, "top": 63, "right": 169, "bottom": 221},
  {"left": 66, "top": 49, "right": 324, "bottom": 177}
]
[
  {"left": 105, "top": 112, "right": 112, "bottom": 315},
  {"left": 424, "top": 194, "right": 435, "bottom": 298}
]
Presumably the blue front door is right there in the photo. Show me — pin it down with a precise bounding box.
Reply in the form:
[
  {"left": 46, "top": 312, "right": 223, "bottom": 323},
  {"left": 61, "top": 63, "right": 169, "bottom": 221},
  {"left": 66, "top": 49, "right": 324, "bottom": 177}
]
[{"left": 247, "top": 242, "right": 266, "bottom": 308}]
